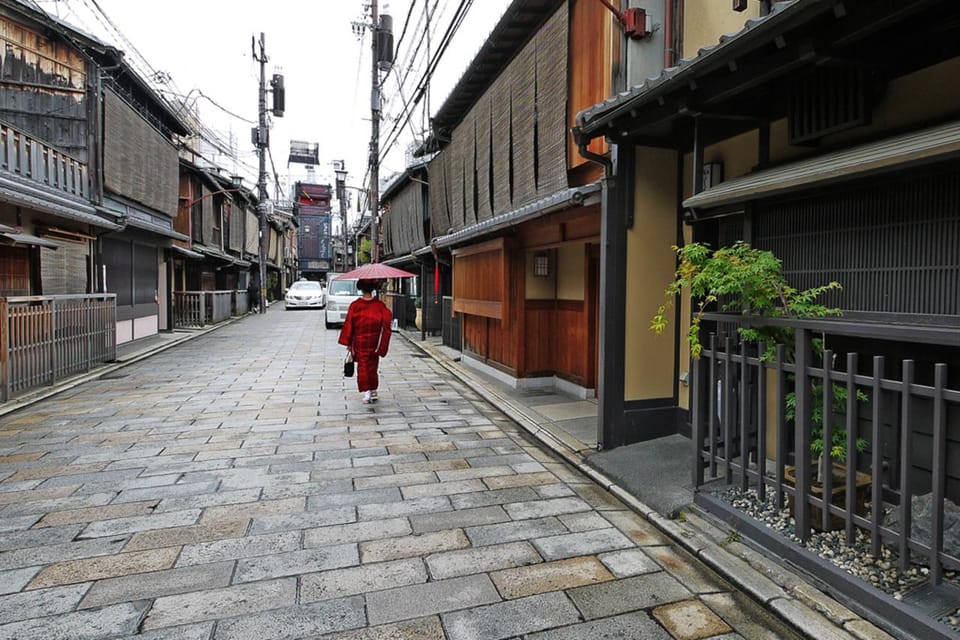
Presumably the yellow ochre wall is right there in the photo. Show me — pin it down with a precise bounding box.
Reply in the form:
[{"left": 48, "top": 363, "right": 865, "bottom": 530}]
[
  {"left": 625, "top": 147, "right": 679, "bottom": 401},
  {"left": 682, "top": 3, "right": 758, "bottom": 58},
  {"left": 525, "top": 249, "right": 556, "bottom": 300},
  {"left": 557, "top": 243, "right": 585, "bottom": 301}
]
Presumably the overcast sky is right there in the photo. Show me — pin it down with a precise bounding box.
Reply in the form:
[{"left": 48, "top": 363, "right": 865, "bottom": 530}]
[{"left": 40, "top": 0, "right": 510, "bottom": 223}]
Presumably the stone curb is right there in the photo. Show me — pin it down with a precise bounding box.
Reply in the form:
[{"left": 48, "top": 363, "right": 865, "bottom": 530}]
[{"left": 399, "top": 330, "right": 897, "bottom": 640}]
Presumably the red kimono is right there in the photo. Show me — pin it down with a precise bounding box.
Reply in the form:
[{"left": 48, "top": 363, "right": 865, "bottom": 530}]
[{"left": 338, "top": 297, "right": 392, "bottom": 392}]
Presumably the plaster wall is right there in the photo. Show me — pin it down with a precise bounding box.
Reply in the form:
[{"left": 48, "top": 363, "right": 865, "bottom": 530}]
[
  {"left": 525, "top": 249, "right": 556, "bottom": 299},
  {"left": 682, "top": 3, "right": 758, "bottom": 59},
  {"left": 557, "top": 243, "right": 585, "bottom": 301},
  {"left": 767, "top": 59, "right": 960, "bottom": 165},
  {"left": 625, "top": 146, "right": 678, "bottom": 401}
]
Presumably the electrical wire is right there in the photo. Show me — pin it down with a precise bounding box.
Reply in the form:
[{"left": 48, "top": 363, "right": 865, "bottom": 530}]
[
  {"left": 377, "top": 0, "right": 450, "bottom": 163},
  {"left": 378, "top": 0, "right": 473, "bottom": 166},
  {"left": 390, "top": 0, "right": 418, "bottom": 76},
  {"left": 382, "top": 0, "right": 469, "bottom": 159}
]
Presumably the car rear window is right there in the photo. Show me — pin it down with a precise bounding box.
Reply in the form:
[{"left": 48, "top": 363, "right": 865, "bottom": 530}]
[{"left": 328, "top": 280, "right": 358, "bottom": 295}]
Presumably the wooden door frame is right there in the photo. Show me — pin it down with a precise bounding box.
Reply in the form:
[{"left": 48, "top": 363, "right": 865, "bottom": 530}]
[{"left": 586, "top": 243, "right": 600, "bottom": 395}]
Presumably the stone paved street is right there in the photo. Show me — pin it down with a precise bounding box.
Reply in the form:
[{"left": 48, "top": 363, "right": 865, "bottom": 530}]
[{"left": 0, "top": 309, "right": 802, "bottom": 639}]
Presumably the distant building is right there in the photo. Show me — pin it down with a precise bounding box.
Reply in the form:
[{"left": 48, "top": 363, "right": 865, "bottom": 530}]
[{"left": 294, "top": 182, "right": 333, "bottom": 279}]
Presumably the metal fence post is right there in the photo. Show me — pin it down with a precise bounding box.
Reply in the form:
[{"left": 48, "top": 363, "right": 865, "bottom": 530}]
[
  {"left": 794, "top": 327, "right": 812, "bottom": 542},
  {"left": 692, "top": 355, "right": 703, "bottom": 488},
  {"left": 930, "top": 363, "right": 947, "bottom": 586},
  {"left": 899, "top": 359, "right": 914, "bottom": 572}
]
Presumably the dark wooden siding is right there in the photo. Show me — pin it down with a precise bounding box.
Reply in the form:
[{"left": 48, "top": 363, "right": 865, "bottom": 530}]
[
  {"left": 755, "top": 165, "right": 960, "bottom": 321},
  {"left": 0, "top": 16, "right": 88, "bottom": 161},
  {"left": 0, "top": 246, "right": 30, "bottom": 296}
]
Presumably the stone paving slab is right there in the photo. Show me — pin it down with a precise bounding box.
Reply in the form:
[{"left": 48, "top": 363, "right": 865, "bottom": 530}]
[
  {"left": 301, "top": 557, "right": 428, "bottom": 602},
  {"left": 366, "top": 574, "right": 501, "bottom": 625},
  {"left": 0, "top": 601, "right": 148, "bottom": 640},
  {"left": 212, "top": 596, "right": 366, "bottom": 640},
  {"left": 441, "top": 591, "right": 582, "bottom": 640},
  {"left": 79, "top": 560, "right": 234, "bottom": 609},
  {"left": 142, "top": 578, "right": 297, "bottom": 630}
]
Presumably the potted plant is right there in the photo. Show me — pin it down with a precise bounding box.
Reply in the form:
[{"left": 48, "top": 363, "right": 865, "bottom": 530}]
[
  {"left": 784, "top": 382, "right": 871, "bottom": 530},
  {"left": 652, "top": 242, "right": 869, "bottom": 530}
]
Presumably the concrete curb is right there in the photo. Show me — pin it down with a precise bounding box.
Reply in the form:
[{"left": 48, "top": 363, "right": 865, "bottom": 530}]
[{"left": 399, "top": 330, "right": 897, "bottom": 640}]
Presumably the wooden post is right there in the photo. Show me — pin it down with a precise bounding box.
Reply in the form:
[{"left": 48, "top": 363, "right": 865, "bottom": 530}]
[{"left": 1, "top": 298, "right": 8, "bottom": 402}]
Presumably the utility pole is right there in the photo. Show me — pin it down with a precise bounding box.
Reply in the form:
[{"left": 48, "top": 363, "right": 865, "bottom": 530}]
[
  {"left": 369, "top": 0, "right": 380, "bottom": 263},
  {"left": 334, "top": 161, "right": 349, "bottom": 273},
  {"left": 254, "top": 33, "right": 269, "bottom": 313},
  {"left": 252, "top": 33, "right": 285, "bottom": 312}
]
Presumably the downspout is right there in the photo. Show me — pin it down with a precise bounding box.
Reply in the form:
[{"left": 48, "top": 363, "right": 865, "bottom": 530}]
[
  {"left": 664, "top": 0, "right": 674, "bottom": 68},
  {"left": 571, "top": 126, "right": 613, "bottom": 179}
]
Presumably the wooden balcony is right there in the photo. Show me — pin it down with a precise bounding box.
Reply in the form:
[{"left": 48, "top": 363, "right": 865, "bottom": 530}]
[{"left": 0, "top": 123, "right": 88, "bottom": 199}]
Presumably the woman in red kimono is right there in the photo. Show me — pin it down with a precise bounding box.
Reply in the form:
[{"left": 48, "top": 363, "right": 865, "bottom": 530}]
[{"left": 338, "top": 279, "right": 392, "bottom": 403}]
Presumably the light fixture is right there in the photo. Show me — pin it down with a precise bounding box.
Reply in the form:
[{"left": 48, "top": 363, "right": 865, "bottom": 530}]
[
  {"left": 533, "top": 252, "right": 549, "bottom": 277},
  {"left": 230, "top": 175, "right": 243, "bottom": 189}
]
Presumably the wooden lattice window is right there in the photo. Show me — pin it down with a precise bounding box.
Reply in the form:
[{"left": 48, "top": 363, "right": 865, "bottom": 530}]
[
  {"left": 789, "top": 63, "right": 870, "bottom": 145},
  {"left": 0, "top": 246, "right": 30, "bottom": 296}
]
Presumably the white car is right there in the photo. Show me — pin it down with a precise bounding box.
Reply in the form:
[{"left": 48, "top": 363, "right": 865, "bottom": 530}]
[
  {"left": 324, "top": 278, "right": 360, "bottom": 329},
  {"left": 285, "top": 280, "right": 326, "bottom": 310}
]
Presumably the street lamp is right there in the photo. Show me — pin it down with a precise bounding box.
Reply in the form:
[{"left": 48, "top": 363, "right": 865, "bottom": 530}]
[{"left": 334, "top": 162, "right": 349, "bottom": 273}]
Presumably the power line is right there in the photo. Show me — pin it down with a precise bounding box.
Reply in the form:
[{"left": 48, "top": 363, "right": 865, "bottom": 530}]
[{"left": 378, "top": 0, "right": 473, "bottom": 166}]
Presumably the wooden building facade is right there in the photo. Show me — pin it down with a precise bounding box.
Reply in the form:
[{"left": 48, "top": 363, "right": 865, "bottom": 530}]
[
  {"left": 573, "top": 1, "right": 960, "bottom": 636},
  {"left": 413, "top": 0, "right": 619, "bottom": 395}
]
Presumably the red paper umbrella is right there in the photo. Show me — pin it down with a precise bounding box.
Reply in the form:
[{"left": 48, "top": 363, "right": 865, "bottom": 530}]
[{"left": 332, "top": 263, "right": 417, "bottom": 280}]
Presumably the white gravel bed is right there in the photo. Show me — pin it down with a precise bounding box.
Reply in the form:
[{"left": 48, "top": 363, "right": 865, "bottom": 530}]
[{"left": 713, "top": 486, "right": 960, "bottom": 635}]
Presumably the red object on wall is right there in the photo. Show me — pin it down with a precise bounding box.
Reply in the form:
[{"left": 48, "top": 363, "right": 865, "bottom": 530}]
[
  {"left": 621, "top": 7, "right": 647, "bottom": 39},
  {"left": 434, "top": 265, "right": 440, "bottom": 295}
]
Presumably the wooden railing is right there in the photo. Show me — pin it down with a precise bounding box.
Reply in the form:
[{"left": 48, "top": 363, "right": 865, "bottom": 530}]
[
  {"left": 0, "top": 123, "right": 88, "bottom": 198},
  {"left": 173, "top": 290, "right": 249, "bottom": 329},
  {"left": 691, "top": 314, "right": 960, "bottom": 603},
  {"left": 1, "top": 294, "right": 116, "bottom": 402}
]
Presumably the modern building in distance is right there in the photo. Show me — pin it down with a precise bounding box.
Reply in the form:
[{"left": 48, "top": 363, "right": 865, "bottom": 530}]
[{"left": 294, "top": 182, "right": 333, "bottom": 280}]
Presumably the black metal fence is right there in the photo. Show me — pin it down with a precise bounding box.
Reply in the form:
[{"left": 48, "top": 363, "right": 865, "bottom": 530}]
[{"left": 692, "top": 314, "right": 960, "bottom": 596}]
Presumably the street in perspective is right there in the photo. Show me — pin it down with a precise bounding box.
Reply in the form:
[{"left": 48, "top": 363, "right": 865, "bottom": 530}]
[
  {"left": 1, "top": 0, "right": 958, "bottom": 639},
  {"left": 0, "top": 309, "right": 807, "bottom": 639}
]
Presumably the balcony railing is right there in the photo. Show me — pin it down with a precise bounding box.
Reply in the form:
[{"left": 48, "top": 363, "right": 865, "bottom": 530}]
[
  {"left": 691, "top": 313, "right": 959, "bottom": 639},
  {"left": 0, "top": 124, "right": 88, "bottom": 199},
  {"left": 173, "top": 290, "right": 249, "bottom": 329},
  {"left": 1, "top": 295, "right": 116, "bottom": 402}
]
